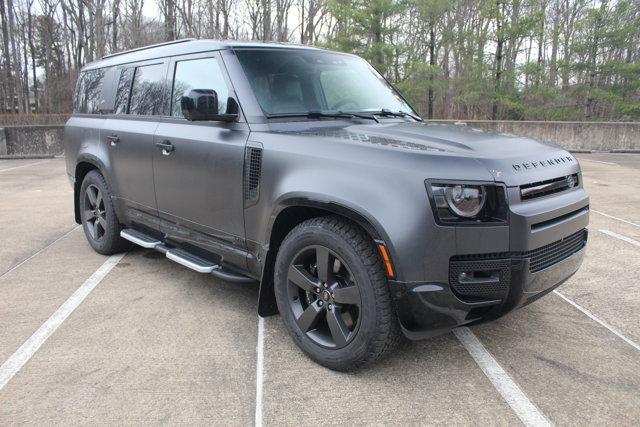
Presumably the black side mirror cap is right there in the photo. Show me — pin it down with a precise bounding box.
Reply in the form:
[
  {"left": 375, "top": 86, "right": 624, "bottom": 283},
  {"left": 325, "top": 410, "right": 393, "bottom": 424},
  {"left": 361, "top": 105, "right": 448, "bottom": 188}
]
[{"left": 181, "top": 89, "right": 238, "bottom": 122}]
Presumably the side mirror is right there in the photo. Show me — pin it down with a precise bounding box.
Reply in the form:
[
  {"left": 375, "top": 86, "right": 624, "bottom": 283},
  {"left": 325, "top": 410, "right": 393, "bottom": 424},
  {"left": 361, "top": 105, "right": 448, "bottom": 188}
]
[{"left": 180, "top": 89, "right": 238, "bottom": 122}]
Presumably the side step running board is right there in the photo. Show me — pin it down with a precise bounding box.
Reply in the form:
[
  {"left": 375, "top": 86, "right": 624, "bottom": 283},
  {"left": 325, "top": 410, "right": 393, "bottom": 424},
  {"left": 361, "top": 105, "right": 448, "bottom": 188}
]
[
  {"left": 120, "top": 228, "right": 255, "bottom": 284},
  {"left": 166, "top": 248, "right": 216, "bottom": 273},
  {"left": 121, "top": 229, "right": 162, "bottom": 248}
]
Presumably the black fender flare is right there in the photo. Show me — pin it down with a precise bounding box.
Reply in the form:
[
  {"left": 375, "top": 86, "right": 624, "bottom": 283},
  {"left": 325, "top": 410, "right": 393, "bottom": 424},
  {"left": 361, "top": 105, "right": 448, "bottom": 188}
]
[
  {"left": 257, "top": 196, "right": 397, "bottom": 317},
  {"left": 73, "top": 154, "right": 112, "bottom": 224}
]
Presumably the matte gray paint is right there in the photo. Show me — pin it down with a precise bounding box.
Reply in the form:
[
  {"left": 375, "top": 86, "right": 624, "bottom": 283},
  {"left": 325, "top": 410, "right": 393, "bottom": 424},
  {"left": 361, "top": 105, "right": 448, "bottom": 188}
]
[{"left": 64, "top": 40, "right": 589, "bottom": 339}]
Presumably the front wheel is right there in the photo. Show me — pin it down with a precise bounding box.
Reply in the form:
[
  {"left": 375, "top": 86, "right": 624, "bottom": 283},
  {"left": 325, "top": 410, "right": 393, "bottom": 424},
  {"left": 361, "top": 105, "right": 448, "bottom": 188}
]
[{"left": 274, "top": 216, "right": 403, "bottom": 371}]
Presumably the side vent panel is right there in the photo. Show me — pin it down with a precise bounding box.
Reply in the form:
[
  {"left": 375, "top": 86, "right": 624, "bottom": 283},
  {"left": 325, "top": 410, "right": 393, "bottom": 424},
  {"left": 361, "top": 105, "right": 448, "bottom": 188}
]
[{"left": 244, "top": 144, "right": 263, "bottom": 206}]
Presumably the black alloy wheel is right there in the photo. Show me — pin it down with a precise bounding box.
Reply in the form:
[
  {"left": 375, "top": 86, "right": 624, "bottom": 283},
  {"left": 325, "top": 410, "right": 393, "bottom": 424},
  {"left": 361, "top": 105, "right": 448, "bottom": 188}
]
[
  {"left": 79, "top": 169, "right": 130, "bottom": 255},
  {"left": 287, "top": 245, "right": 362, "bottom": 349},
  {"left": 274, "top": 216, "right": 403, "bottom": 371},
  {"left": 83, "top": 184, "right": 107, "bottom": 241}
]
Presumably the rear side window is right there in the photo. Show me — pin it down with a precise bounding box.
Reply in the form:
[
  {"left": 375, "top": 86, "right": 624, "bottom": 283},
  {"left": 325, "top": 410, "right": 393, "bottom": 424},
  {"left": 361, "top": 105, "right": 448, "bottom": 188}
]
[
  {"left": 114, "top": 68, "right": 134, "bottom": 114},
  {"left": 74, "top": 68, "right": 106, "bottom": 114},
  {"left": 170, "top": 57, "right": 230, "bottom": 117},
  {"left": 128, "top": 63, "right": 165, "bottom": 116}
]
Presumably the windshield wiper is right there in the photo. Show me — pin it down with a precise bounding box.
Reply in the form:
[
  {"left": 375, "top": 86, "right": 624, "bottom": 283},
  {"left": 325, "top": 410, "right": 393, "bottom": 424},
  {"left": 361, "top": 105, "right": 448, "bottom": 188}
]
[
  {"left": 266, "top": 111, "right": 379, "bottom": 123},
  {"left": 374, "top": 109, "right": 422, "bottom": 122}
]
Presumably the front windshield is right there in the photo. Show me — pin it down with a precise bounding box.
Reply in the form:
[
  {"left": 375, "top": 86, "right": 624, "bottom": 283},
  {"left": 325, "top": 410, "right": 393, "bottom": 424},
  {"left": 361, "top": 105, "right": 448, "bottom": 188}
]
[{"left": 234, "top": 48, "right": 415, "bottom": 116}]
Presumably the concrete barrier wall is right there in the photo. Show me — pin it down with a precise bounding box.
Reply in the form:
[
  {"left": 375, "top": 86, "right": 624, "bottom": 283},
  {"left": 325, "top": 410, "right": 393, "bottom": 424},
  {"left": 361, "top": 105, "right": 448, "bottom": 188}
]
[
  {"left": 0, "top": 121, "right": 638, "bottom": 157},
  {"left": 431, "top": 120, "right": 640, "bottom": 152},
  {"left": 0, "top": 126, "right": 65, "bottom": 156}
]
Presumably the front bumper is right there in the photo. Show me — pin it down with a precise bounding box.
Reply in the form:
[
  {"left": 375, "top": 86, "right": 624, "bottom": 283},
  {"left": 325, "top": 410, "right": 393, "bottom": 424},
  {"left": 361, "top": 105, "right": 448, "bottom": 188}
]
[
  {"left": 392, "top": 184, "right": 590, "bottom": 341},
  {"left": 392, "top": 232, "right": 586, "bottom": 340}
]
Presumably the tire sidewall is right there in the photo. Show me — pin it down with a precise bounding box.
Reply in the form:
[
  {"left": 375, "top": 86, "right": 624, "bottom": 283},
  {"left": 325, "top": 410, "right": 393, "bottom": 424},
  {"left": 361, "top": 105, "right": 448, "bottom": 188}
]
[{"left": 274, "top": 222, "right": 382, "bottom": 369}]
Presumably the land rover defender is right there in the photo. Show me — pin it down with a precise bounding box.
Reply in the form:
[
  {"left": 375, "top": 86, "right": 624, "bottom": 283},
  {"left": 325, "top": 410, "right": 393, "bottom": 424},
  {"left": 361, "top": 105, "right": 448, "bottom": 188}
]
[{"left": 64, "top": 39, "right": 589, "bottom": 370}]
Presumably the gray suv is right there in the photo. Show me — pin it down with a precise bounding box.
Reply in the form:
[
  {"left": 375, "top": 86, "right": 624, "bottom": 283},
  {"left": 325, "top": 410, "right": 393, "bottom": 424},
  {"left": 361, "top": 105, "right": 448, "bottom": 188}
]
[{"left": 64, "top": 39, "right": 589, "bottom": 370}]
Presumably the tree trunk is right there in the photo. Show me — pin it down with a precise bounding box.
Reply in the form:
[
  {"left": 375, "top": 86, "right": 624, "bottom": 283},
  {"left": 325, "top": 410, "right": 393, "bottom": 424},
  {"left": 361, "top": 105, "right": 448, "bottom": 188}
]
[
  {"left": 0, "top": 0, "right": 14, "bottom": 112},
  {"left": 585, "top": 0, "right": 607, "bottom": 118},
  {"left": 428, "top": 22, "right": 435, "bottom": 120},
  {"left": 27, "top": 0, "right": 38, "bottom": 111},
  {"left": 112, "top": 0, "right": 121, "bottom": 52},
  {"left": 165, "top": 0, "right": 176, "bottom": 40},
  {"left": 492, "top": 1, "right": 504, "bottom": 120},
  {"left": 262, "top": 0, "right": 271, "bottom": 40}
]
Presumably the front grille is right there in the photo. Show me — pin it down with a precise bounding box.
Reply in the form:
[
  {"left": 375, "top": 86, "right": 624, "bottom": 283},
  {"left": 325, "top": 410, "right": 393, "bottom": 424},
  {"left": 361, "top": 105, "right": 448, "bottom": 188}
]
[
  {"left": 528, "top": 229, "right": 587, "bottom": 272},
  {"left": 451, "top": 229, "right": 588, "bottom": 273},
  {"left": 520, "top": 174, "right": 579, "bottom": 200}
]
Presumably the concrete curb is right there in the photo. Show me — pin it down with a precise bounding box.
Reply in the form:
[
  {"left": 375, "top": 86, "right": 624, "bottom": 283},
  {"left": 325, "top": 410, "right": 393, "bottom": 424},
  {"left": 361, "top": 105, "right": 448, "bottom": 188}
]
[
  {"left": 0, "top": 154, "right": 56, "bottom": 160},
  {"left": 610, "top": 149, "right": 640, "bottom": 154}
]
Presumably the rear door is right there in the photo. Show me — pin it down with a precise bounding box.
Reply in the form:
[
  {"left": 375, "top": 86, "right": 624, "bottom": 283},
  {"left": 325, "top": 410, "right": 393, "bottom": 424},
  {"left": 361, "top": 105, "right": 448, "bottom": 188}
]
[
  {"left": 104, "top": 59, "right": 169, "bottom": 231},
  {"left": 152, "top": 51, "right": 250, "bottom": 268}
]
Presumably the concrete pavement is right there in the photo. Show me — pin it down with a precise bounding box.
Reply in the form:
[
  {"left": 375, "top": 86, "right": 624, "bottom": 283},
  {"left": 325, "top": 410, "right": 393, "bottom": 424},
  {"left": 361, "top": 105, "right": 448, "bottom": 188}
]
[{"left": 1, "top": 155, "right": 639, "bottom": 425}]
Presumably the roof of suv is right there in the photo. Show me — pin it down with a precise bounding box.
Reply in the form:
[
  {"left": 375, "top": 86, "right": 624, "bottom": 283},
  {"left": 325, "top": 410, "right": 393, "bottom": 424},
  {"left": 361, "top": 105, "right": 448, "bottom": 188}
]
[{"left": 82, "top": 39, "right": 325, "bottom": 71}]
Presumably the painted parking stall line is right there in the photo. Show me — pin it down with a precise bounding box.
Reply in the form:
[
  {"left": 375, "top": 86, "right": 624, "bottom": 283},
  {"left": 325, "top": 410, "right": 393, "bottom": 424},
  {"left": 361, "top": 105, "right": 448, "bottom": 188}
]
[
  {"left": 0, "top": 253, "right": 126, "bottom": 391},
  {"left": 599, "top": 229, "right": 640, "bottom": 249},
  {"left": 453, "top": 327, "right": 552, "bottom": 427},
  {"left": 0, "top": 159, "right": 51, "bottom": 173},
  {"left": 553, "top": 290, "right": 640, "bottom": 352},
  {"left": 591, "top": 210, "right": 640, "bottom": 228},
  {"left": 255, "top": 316, "right": 265, "bottom": 427},
  {"left": 0, "top": 225, "right": 81, "bottom": 279}
]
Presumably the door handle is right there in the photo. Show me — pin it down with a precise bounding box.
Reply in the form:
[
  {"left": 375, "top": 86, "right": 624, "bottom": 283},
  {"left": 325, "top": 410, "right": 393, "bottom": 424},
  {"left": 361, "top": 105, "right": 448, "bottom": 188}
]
[
  {"left": 155, "top": 140, "right": 175, "bottom": 155},
  {"left": 106, "top": 134, "right": 120, "bottom": 146}
]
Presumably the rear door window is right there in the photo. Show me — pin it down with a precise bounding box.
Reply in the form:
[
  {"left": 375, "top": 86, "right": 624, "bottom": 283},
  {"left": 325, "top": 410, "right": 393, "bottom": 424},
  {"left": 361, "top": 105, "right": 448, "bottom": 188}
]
[
  {"left": 170, "top": 57, "right": 230, "bottom": 117},
  {"left": 114, "top": 67, "right": 134, "bottom": 114},
  {"left": 128, "top": 63, "right": 166, "bottom": 116}
]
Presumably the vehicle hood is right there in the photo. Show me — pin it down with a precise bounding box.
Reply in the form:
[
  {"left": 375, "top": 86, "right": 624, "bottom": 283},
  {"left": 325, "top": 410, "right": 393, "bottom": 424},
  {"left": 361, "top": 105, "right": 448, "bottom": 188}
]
[{"left": 278, "top": 121, "right": 581, "bottom": 187}]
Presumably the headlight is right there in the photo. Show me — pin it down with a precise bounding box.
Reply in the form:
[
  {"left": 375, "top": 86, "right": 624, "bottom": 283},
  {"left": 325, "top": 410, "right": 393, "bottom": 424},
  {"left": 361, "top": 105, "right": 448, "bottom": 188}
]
[
  {"left": 427, "top": 181, "right": 507, "bottom": 225},
  {"left": 444, "top": 185, "right": 485, "bottom": 217}
]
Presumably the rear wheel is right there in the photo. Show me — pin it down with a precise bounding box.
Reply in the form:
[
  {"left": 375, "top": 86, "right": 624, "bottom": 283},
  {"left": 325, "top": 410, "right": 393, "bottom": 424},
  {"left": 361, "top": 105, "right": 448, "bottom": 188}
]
[
  {"left": 79, "top": 170, "right": 130, "bottom": 255},
  {"left": 274, "top": 216, "right": 403, "bottom": 371}
]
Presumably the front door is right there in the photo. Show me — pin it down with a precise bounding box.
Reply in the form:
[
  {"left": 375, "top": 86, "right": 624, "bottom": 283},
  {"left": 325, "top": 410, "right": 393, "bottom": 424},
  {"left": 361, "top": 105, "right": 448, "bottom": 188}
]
[{"left": 152, "top": 52, "right": 250, "bottom": 268}]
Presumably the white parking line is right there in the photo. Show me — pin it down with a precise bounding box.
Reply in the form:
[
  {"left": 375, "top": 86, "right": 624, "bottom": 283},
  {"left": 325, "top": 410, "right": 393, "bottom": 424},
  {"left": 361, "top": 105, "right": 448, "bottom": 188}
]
[
  {"left": 0, "top": 225, "right": 81, "bottom": 279},
  {"left": 592, "top": 210, "right": 640, "bottom": 228},
  {"left": 0, "top": 253, "right": 125, "bottom": 391},
  {"left": 0, "top": 159, "right": 51, "bottom": 173},
  {"left": 255, "top": 316, "right": 265, "bottom": 427},
  {"left": 553, "top": 290, "right": 640, "bottom": 352},
  {"left": 599, "top": 229, "right": 640, "bottom": 248},
  {"left": 453, "top": 327, "right": 552, "bottom": 427}
]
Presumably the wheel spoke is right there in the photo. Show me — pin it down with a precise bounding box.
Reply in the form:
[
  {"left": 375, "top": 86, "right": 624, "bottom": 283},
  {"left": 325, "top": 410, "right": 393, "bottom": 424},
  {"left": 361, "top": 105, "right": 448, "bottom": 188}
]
[
  {"left": 86, "top": 187, "right": 98, "bottom": 207},
  {"left": 315, "top": 246, "right": 334, "bottom": 284},
  {"left": 288, "top": 265, "right": 318, "bottom": 292},
  {"left": 326, "top": 309, "right": 350, "bottom": 347},
  {"left": 95, "top": 190, "right": 103, "bottom": 209},
  {"left": 87, "top": 220, "right": 97, "bottom": 239},
  {"left": 83, "top": 209, "right": 94, "bottom": 220},
  {"left": 96, "top": 216, "right": 107, "bottom": 234},
  {"left": 332, "top": 285, "right": 360, "bottom": 306},
  {"left": 296, "top": 300, "right": 324, "bottom": 332}
]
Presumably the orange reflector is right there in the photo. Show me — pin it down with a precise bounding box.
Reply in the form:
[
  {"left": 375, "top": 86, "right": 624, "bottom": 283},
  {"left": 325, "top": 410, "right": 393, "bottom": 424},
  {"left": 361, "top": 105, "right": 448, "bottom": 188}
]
[{"left": 377, "top": 243, "right": 395, "bottom": 278}]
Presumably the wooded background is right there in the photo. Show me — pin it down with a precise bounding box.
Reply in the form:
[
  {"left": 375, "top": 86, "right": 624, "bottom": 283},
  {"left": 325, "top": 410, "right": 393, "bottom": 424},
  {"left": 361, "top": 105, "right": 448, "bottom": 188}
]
[{"left": 0, "top": 0, "right": 638, "bottom": 120}]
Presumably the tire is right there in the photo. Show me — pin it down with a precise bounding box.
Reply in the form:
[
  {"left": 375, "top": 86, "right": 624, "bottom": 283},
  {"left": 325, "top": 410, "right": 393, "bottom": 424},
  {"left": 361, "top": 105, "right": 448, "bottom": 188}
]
[
  {"left": 79, "top": 170, "right": 130, "bottom": 255},
  {"left": 274, "top": 215, "right": 403, "bottom": 371}
]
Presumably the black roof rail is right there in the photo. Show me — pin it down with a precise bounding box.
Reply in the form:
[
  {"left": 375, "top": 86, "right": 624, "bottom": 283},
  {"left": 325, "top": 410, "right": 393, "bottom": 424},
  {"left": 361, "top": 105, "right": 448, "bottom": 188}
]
[{"left": 101, "top": 38, "right": 196, "bottom": 60}]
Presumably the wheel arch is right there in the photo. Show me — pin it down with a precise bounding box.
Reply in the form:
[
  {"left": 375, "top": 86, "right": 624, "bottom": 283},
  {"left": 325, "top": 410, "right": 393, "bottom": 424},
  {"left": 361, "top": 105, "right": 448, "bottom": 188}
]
[
  {"left": 73, "top": 155, "right": 109, "bottom": 224},
  {"left": 257, "top": 197, "right": 395, "bottom": 317}
]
